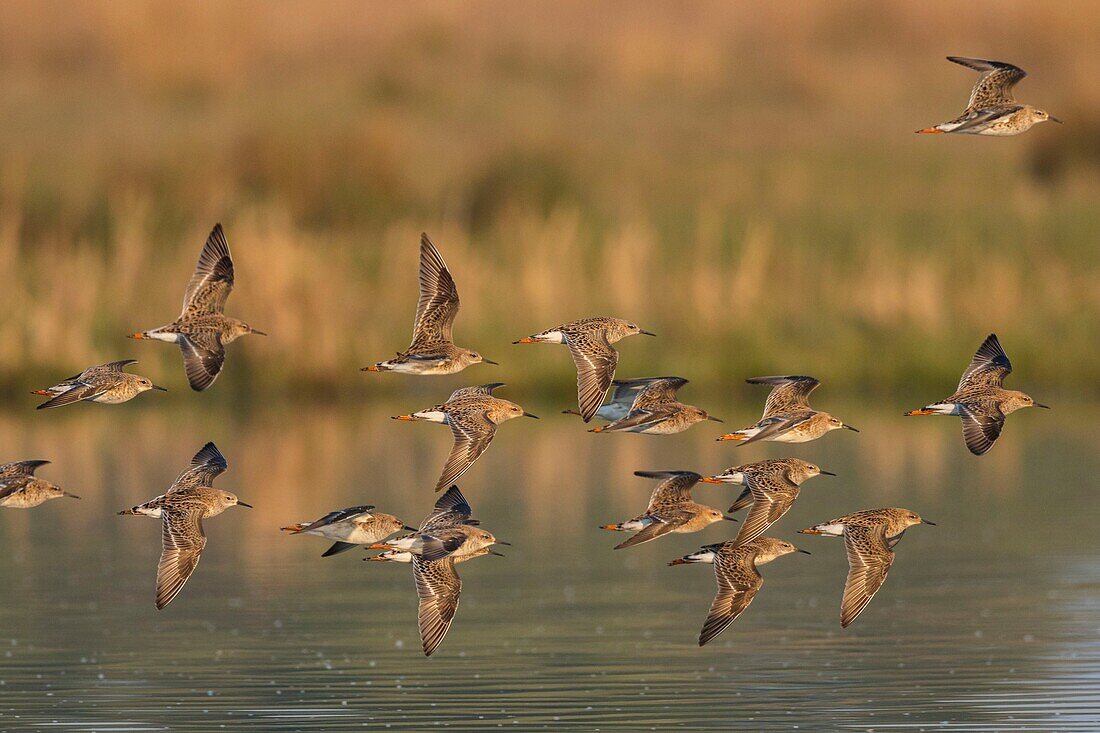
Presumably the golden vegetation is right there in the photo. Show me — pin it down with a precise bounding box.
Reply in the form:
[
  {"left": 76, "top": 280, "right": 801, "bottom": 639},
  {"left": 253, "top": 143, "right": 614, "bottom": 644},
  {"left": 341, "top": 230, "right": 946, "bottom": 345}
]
[{"left": 1, "top": 1, "right": 1098, "bottom": 399}]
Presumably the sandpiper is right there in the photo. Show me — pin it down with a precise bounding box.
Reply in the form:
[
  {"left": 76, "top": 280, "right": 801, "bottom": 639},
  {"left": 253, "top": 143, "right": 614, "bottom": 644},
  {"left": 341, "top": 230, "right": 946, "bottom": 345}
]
[
  {"left": 905, "top": 333, "right": 1048, "bottom": 455},
  {"left": 31, "top": 360, "right": 166, "bottom": 410},
  {"left": 700, "top": 459, "right": 833, "bottom": 545},
  {"left": 0, "top": 460, "right": 79, "bottom": 508},
  {"left": 128, "top": 223, "right": 265, "bottom": 391},
  {"left": 282, "top": 505, "right": 413, "bottom": 557},
  {"left": 917, "top": 57, "right": 1060, "bottom": 136},
  {"left": 588, "top": 377, "right": 722, "bottom": 434},
  {"left": 562, "top": 377, "right": 665, "bottom": 422},
  {"left": 799, "top": 508, "right": 934, "bottom": 628},
  {"left": 717, "top": 376, "right": 857, "bottom": 445},
  {"left": 600, "top": 471, "right": 733, "bottom": 550},
  {"left": 118, "top": 442, "right": 251, "bottom": 610},
  {"left": 363, "top": 233, "right": 496, "bottom": 374},
  {"left": 392, "top": 383, "right": 538, "bottom": 492},
  {"left": 367, "top": 486, "right": 504, "bottom": 656},
  {"left": 514, "top": 317, "right": 654, "bottom": 422},
  {"left": 669, "top": 537, "right": 808, "bottom": 646}
]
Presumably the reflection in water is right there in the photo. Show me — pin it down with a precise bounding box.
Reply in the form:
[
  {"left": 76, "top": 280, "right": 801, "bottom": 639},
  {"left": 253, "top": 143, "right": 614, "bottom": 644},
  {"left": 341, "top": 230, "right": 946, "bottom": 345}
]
[{"left": 0, "top": 403, "right": 1097, "bottom": 731}]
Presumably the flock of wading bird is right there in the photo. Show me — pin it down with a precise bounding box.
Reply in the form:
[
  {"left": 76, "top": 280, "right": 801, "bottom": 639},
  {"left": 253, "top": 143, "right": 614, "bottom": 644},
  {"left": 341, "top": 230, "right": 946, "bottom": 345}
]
[{"left": 2, "top": 56, "right": 1057, "bottom": 655}]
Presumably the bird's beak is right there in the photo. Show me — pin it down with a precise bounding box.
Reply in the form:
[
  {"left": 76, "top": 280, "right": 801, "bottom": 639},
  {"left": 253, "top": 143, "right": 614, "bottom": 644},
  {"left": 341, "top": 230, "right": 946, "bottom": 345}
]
[
  {"left": 128, "top": 332, "right": 145, "bottom": 339},
  {"left": 843, "top": 424, "right": 860, "bottom": 432},
  {"left": 63, "top": 492, "right": 81, "bottom": 499},
  {"left": 403, "top": 525, "right": 419, "bottom": 532},
  {"left": 699, "top": 477, "right": 724, "bottom": 484},
  {"left": 523, "top": 412, "right": 539, "bottom": 419},
  {"left": 1049, "top": 116, "right": 1063, "bottom": 124},
  {"left": 797, "top": 549, "right": 811, "bottom": 555},
  {"left": 722, "top": 515, "right": 738, "bottom": 522},
  {"left": 513, "top": 337, "right": 537, "bottom": 344},
  {"left": 482, "top": 358, "right": 499, "bottom": 365},
  {"left": 921, "top": 519, "right": 936, "bottom": 525},
  {"left": 237, "top": 501, "right": 253, "bottom": 508},
  {"left": 496, "top": 540, "right": 512, "bottom": 546},
  {"left": 490, "top": 551, "right": 506, "bottom": 557},
  {"left": 707, "top": 416, "right": 724, "bottom": 422},
  {"left": 1034, "top": 402, "right": 1051, "bottom": 409},
  {"left": 820, "top": 470, "right": 837, "bottom": 476},
  {"left": 250, "top": 329, "right": 267, "bottom": 336},
  {"left": 392, "top": 415, "right": 416, "bottom": 421},
  {"left": 152, "top": 385, "right": 168, "bottom": 391},
  {"left": 639, "top": 330, "right": 656, "bottom": 337}
]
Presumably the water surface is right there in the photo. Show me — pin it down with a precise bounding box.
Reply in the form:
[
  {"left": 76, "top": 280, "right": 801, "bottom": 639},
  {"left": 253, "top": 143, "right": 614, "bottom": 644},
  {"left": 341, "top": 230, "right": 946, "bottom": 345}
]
[{"left": 0, "top": 400, "right": 1097, "bottom": 731}]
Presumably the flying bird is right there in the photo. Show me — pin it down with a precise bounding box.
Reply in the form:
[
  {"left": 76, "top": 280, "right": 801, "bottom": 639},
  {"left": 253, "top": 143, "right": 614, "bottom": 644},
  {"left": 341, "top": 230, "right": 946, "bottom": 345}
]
[
  {"left": 917, "top": 57, "right": 1060, "bottom": 136},
  {"left": 363, "top": 233, "right": 496, "bottom": 374},
  {"left": 128, "top": 223, "right": 265, "bottom": 391},
  {"left": 392, "top": 383, "right": 537, "bottom": 491},
  {"left": 31, "top": 360, "right": 165, "bottom": 410},
  {"left": 670, "top": 536, "right": 808, "bottom": 646},
  {"left": 282, "top": 505, "right": 413, "bottom": 557},
  {"left": 905, "top": 333, "right": 1048, "bottom": 455},
  {"left": 514, "top": 317, "right": 654, "bottom": 421},
  {"left": 600, "top": 471, "right": 733, "bottom": 550},
  {"left": 799, "top": 508, "right": 934, "bottom": 628},
  {"left": 118, "top": 443, "right": 251, "bottom": 609},
  {"left": 366, "top": 486, "right": 504, "bottom": 656},
  {"left": 0, "top": 460, "right": 80, "bottom": 509},
  {"left": 700, "top": 458, "right": 833, "bottom": 546},
  {"left": 588, "top": 377, "right": 721, "bottom": 435},
  {"left": 717, "top": 376, "right": 857, "bottom": 445}
]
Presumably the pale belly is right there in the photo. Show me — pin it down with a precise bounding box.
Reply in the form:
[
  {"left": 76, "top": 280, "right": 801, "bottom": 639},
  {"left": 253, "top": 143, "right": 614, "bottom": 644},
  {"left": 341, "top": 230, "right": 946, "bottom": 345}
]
[{"left": 0, "top": 491, "right": 50, "bottom": 509}]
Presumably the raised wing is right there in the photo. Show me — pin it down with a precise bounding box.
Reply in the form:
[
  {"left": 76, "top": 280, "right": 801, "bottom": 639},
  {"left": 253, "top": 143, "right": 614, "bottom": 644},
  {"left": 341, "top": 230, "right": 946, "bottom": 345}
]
[
  {"left": 599, "top": 404, "right": 680, "bottom": 433},
  {"left": 947, "top": 56, "right": 1027, "bottom": 110},
  {"left": 840, "top": 524, "right": 895, "bottom": 628},
  {"left": 413, "top": 556, "right": 462, "bottom": 656},
  {"left": 411, "top": 233, "right": 460, "bottom": 347},
  {"left": 447, "top": 383, "right": 505, "bottom": 401},
  {"left": 170, "top": 442, "right": 228, "bottom": 493},
  {"left": 700, "top": 548, "right": 763, "bottom": 646},
  {"left": 182, "top": 223, "right": 234, "bottom": 316},
  {"left": 958, "top": 333, "right": 1012, "bottom": 391},
  {"left": 566, "top": 333, "right": 618, "bottom": 422},
  {"left": 296, "top": 505, "right": 376, "bottom": 533},
  {"left": 607, "top": 377, "right": 667, "bottom": 408},
  {"left": 178, "top": 331, "right": 226, "bottom": 391},
  {"left": 435, "top": 411, "right": 496, "bottom": 492},
  {"left": 629, "top": 377, "right": 689, "bottom": 410},
  {"left": 0, "top": 460, "right": 50, "bottom": 479},
  {"left": 420, "top": 485, "right": 475, "bottom": 531},
  {"left": 636, "top": 470, "right": 702, "bottom": 511},
  {"left": 747, "top": 376, "right": 821, "bottom": 417},
  {"left": 156, "top": 505, "right": 208, "bottom": 610}
]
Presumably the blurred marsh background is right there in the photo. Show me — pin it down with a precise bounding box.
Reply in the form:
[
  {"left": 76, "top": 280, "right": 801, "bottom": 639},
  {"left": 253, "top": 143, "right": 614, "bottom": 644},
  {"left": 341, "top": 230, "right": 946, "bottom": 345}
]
[{"left": 1, "top": 1, "right": 1099, "bottom": 402}]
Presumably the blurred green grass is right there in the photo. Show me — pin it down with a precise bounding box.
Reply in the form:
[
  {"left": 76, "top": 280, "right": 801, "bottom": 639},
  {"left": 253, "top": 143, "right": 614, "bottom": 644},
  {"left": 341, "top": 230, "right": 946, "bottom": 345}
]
[{"left": 1, "top": 1, "right": 1098, "bottom": 402}]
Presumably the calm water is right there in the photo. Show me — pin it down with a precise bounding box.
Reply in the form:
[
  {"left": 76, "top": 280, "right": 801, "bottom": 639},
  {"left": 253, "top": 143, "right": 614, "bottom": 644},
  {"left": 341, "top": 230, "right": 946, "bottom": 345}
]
[{"left": 0, "top": 398, "right": 1098, "bottom": 731}]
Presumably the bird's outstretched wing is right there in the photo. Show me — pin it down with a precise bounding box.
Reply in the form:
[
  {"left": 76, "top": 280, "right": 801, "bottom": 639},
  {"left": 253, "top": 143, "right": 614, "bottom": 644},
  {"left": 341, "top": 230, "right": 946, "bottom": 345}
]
[
  {"left": 947, "top": 56, "right": 1027, "bottom": 110},
  {"left": 182, "top": 224, "right": 235, "bottom": 316},
  {"left": 840, "top": 524, "right": 895, "bottom": 628},
  {"left": 411, "top": 233, "right": 460, "bottom": 347},
  {"left": 413, "top": 556, "right": 462, "bottom": 656},
  {"left": 748, "top": 376, "right": 821, "bottom": 417}
]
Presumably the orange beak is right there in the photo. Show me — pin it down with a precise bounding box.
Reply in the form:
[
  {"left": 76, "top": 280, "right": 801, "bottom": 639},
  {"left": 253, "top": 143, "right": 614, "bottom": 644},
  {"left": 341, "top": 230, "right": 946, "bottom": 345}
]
[{"left": 512, "top": 337, "right": 538, "bottom": 344}]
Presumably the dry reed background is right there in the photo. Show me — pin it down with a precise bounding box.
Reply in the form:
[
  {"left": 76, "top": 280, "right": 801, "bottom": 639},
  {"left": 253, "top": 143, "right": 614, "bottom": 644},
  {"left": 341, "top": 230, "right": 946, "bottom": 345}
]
[{"left": 1, "top": 1, "right": 1099, "bottom": 403}]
